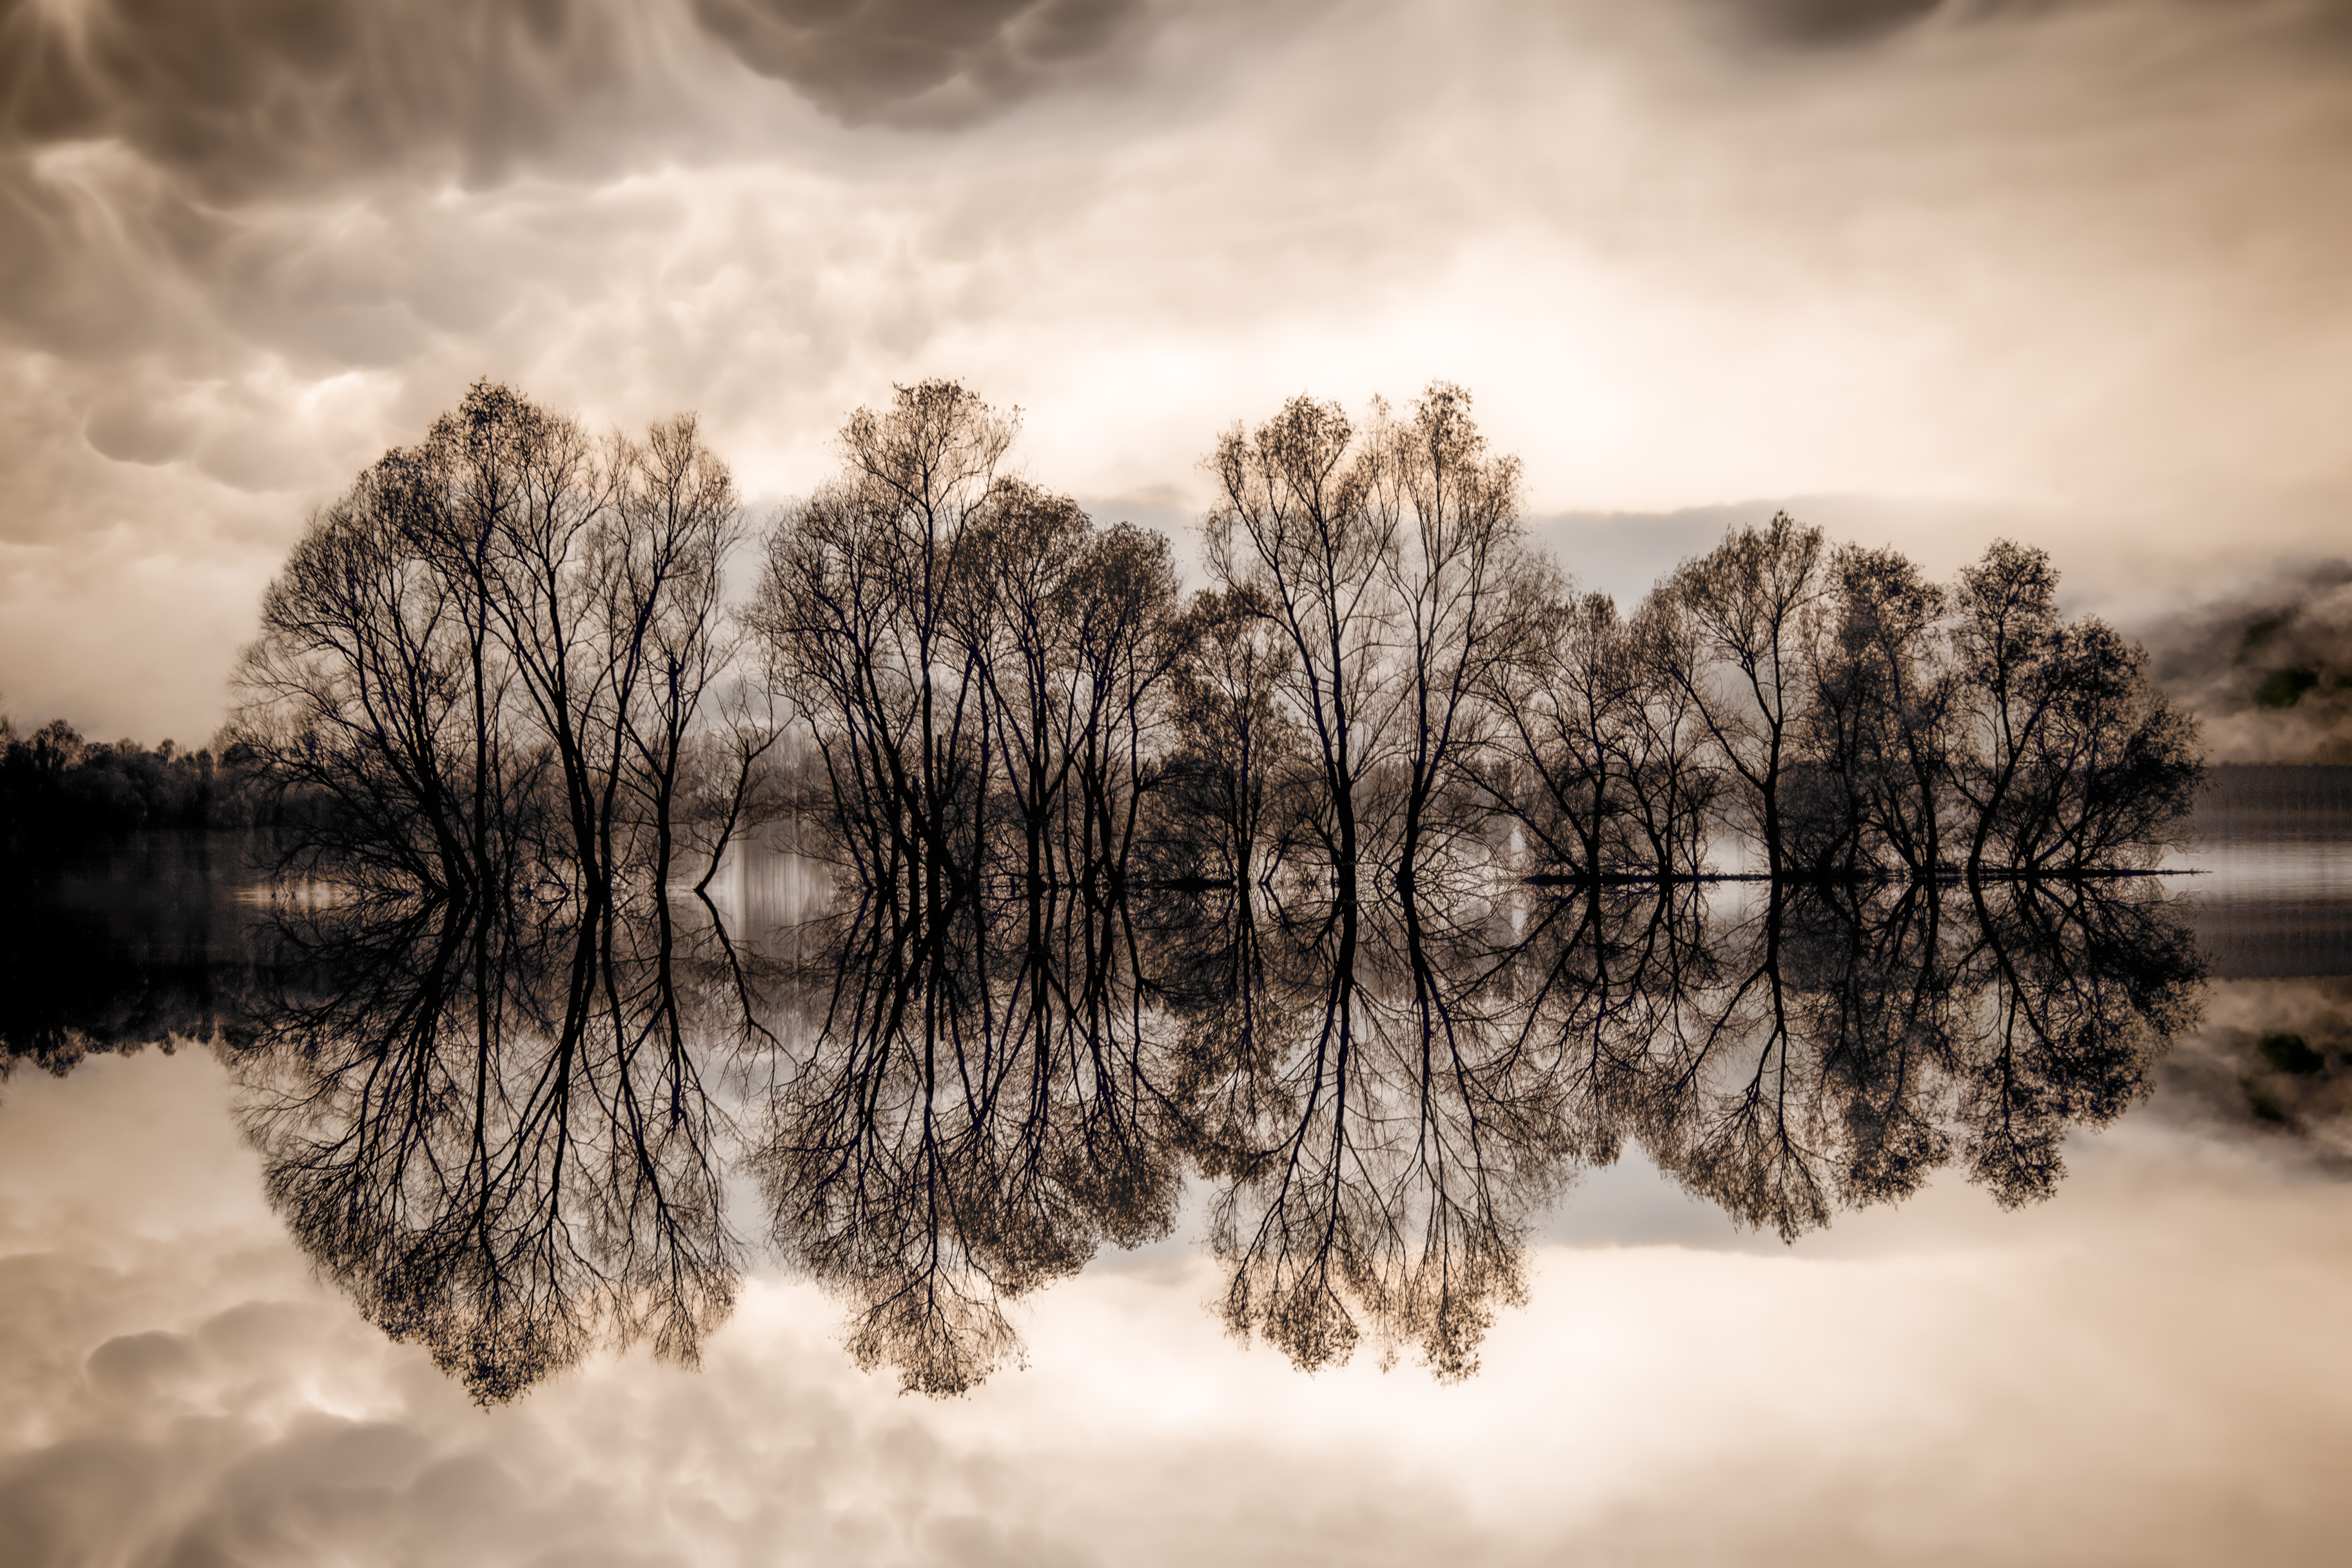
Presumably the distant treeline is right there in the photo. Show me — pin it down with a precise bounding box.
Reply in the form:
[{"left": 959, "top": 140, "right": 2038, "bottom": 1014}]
[
  {"left": 220, "top": 376, "right": 2198, "bottom": 900},
  {"left": 0, "top": 718, "right": 282, "bottom": 844}
]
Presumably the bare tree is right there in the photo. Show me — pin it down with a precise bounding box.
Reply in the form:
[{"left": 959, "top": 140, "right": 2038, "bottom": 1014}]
[
  {"left": 1617, "top": 591, "right": 1722, "bottom": 881},
  {"left": 1948, "top": 539, "right": 2065, "bottom": 879},
  {"left": 683, "top": 680, "right": 794, "bottom": 898},
  {"left": 606, "top": 413, "right": 744, "bottom": 899},
  {"left": 1807, "top": 545, "right": 1956, "bottom": 876},
  {"left": 950, "top": 478, "right": 1090, "bottom": 895},
  {"left": 1205, "top": 396, "right": 1395, "bottom": 897},
  {"left": 236, "top": 446, "right": 506, "bottom": 892},
  {"left": 1657, "top": 512, "right": 1828, "bottom": 879},
  {"left": 1365, "top": 384, "right": 1530, "bottom": 888},
  {"left": 1996, "top": 619, "right": 2202, "bottom": 872},
  {"left": 427, "top": 386, "right": 619, "bottom": 892},
  {"left": 1059, "top": 520, "right": 1184, "bottom": 890},
  {"left": 1483, "top": 573, "right": 1642, "bottom": 878},
  {"left": 236, "top": 383, "right": 747, "bottom": 903},
  {"left": 753, "top": 381, "right": 1017, "bottom": 913},
  {"left": 1161, "top": 585, "right": 1299, "bottom": 891}
]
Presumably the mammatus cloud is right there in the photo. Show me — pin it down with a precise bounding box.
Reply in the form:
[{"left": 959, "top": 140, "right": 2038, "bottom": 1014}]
[
  {"left": 1709, "top": 0, "right": 1941, "bottom": 45},
  {"left": 1714, "top": 0, "right": 2352, "bottom": 50},
  {"left": 0, "top": 0, "right": 711, "bottom": 354},
  {"left": 690, "top": 0, "right": 1158, "bottom": 125},
  {"left": 0, "top": 0, "right": 707, "bottom": 195}
]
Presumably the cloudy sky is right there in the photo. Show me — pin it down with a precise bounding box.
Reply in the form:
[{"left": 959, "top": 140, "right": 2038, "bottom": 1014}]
[{"left": 4, "top": 0, "right": 2350, "bottom": 741}]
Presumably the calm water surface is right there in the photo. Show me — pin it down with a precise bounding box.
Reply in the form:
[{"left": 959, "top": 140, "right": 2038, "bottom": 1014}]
[{"left": 3, "top": 808, "right": 2349, "bottom": 1566}]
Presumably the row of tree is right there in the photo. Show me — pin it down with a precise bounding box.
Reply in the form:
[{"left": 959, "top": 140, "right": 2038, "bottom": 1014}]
[
  {"left": 751, "top": 379, "right": 2200, "bottom": 908},
  {"left": 228, "top": 377, "right": 2199, "bottom": 903}
]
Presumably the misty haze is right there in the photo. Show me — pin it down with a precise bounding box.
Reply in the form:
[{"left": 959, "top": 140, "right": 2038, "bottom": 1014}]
[{"left": 5, "top": 3, "right": 2352, "bottom": 1565}]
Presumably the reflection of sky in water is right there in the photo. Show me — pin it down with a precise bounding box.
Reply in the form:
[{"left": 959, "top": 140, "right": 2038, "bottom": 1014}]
[
  {"left": 3, "top": 835, "right": 2351, "bottom": 1563},
  {"left": 2169, "top": 834, "right": 2352, "bottom": 978},
  {"left": 7, "top": 1047, "right": 2346, "bottom": 1565},
  {"left": 2170, "top": 837, "right": 2352, "bottom": 896}
]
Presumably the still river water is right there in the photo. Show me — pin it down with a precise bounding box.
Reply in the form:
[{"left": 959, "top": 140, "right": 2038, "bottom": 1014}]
[{"left": 3, "top": 779, "right": 2349, "bottom": 1566}]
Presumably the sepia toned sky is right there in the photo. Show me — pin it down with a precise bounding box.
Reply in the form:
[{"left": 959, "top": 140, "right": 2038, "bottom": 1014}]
[{"left": 3, "top": 0, "right": 2350, "bottom": 741}]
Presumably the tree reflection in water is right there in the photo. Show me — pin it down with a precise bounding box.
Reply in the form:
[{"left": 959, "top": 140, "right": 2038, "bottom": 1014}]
[
  {"left": 750, "top": 888, "right": 1177, "bottom": 1395},
  {"left": 221, "top": 872, "right": 2201, "bottom": 1401},
  {"left": 237, "top": 891, "right": 757, "bottom": 1402}
]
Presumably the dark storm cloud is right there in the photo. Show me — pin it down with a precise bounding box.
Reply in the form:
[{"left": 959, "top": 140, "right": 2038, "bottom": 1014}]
[
  {"left": 0, "top": 0, "right": 1157, "bottom": 367},
  {"left": 2140, "top": 561, "right": 2352, "bottom": 763},
  {"left": 687, "top": 0, "right": 1155, "bottom": 125},
  {"left": 0, "top": 0, "right": 664, "bottom": 200},
  {"left": 0, "top": 0, "right": 704, "bottom": 374},
  {"left": 1718, "top": 0, "right": 2352, "bottom": 51},
  {"left": 0, "top": 0, "right": 1168, "bottom": 201},
  {"left": 1712, "top": 0, "right": 1942, "bottom": 46}
]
